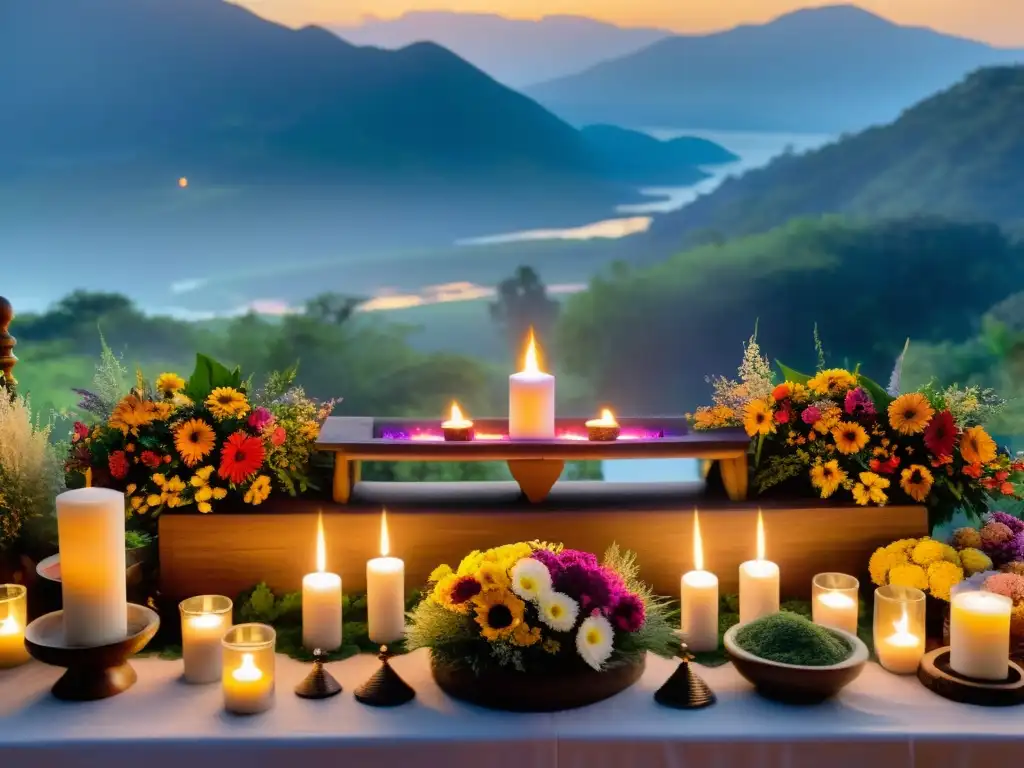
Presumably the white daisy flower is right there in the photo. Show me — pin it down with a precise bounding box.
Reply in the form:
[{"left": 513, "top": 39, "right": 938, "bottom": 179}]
[
  {"left": 510, "top": 557, "right": 553, "bottom": 602},
  {"left": 576, "top": 614, "right": 614, "bottom": 671},
  {"left": 538, "top": 591, "right": 579, "bottom": 632}
]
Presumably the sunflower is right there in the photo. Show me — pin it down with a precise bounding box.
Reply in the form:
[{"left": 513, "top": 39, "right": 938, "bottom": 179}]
[
  {"left": 807, "top": 368, "right": 857, "bottom": 396},
  {"left": 810, "top": 459, "right": 847, "bottom": 498},
  {"left": 900, "top": 464, "right": 934, "bottom": 503},
  {"left": 174, "top": 419, "right": 216, "bottom": 466},
  {"left": 743, "top": 399, "right": 775, "bottom": 437},
  {"left": 887, "top": 393, "right": 935, "bottom": 435},
  {"left": 155, "top": 373, "right": 185, "bottom": 395},
  {"left": 832, "top": 421, "right": 869, "bottom": 455},
  {"left": 961, "top": 425, "right": 997, "bottom": 466},
  {"left": 477, "top": 561, "right": 511, "bottom": 592},
  {"left": 205, "top": 387, "right": 250, "bottom": 420},
  {"left": 108, "top": 394, "right": 162, "bottom": 435},
  {"left": 473, "top": 589, "right": 525, "bottom": 641},
  {"left": 243, "top": 474, "right": 272, "bottom": 505},
  {"left": 218, "top": 431, "right": 266, "bottom": 484}
]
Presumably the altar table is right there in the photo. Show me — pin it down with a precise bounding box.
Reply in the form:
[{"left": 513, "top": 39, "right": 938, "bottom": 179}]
[{"left": 1, "top": 649, "right": 1021, "bottom": 768}]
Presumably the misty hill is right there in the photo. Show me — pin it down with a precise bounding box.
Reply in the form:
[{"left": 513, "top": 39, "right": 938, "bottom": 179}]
[
  {"left": 580, "top": 125, "right": 738, "bottom": 184},
  {"left": 649, "top": 66, "right": 1024, "bottom": 246},
  {"left": 332, "top": 12, "right": 670, "bottom": 88},
  {"left": 527, "top": 5, "right": 1024, "bottom": 132}
]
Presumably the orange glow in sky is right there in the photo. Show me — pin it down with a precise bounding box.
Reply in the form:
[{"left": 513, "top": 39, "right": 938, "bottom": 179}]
[{"left": 234, "top": 1, "right": 1024, "bottom": 46}]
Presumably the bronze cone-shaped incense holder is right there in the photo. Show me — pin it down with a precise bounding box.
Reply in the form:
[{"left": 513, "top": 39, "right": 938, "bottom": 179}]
[
  {"left": 295, "top": 649, "right": 342, "bottom": 699},
  {"left": 655, "top": 645, "right": 716, "bottom": 709},
  {"left": 354, "top": 646, "right": 415, "bottom": 707}
]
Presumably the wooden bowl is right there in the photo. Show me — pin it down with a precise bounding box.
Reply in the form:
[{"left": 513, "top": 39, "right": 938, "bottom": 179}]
[
  {"left": 24, "top": 603, "right": 160, "bottom": 701},
  {"left": 724, "top": 623, "right": 868, "bottom": 704},
  {"left": 432, "top": 653, "right": 644, "bottom": 712}
]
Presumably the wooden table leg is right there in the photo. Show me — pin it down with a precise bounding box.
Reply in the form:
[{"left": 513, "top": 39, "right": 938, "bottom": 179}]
[
  {"left": 718, "top": 455, "right": 749, "bottom": 501},
  {"left": 507, "top": 459, "right": 565, "bottom": 503},
  {"left": 333, "top": 454, "right": 353, "bottom": 504}
]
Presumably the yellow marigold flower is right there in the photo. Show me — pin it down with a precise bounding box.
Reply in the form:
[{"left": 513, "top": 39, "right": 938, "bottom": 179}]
[
  {"left": 813, "top": 405, "right": 843, "bottom": 433},
  {"left": 887, "top": 393, "right": 934, "bottom": 435},
  {"left": 810, "top": 459, "right": 846, "bottom": 499},
  {"left": 693, "top": 405, "right": 736, "bottom": 430},
  {"left": 927, "top": 560, "right": 964, "bottom": 601},
  {"left": 940, "top": 543, "right": 961, "bottom": 567},
  {"left": 511, "top": 622, "right": 542, "bottom": 648},
  {"left": 473, "top": 589, "right": 525, "bottom": 641},
  {"left": 195, "top": 486, "right": 213, "bottom": 503},
  {"left": 205, "top": 387, "right": 250, "bottom": 420},
  {"left": 911, "top": 539, "right": 945, "bottom": 567},
  {"left": 300, "top": 421, "right": 320, "bottom": 441},
  {"left": 212, "top": 487, "right": 227, "bottom": 500},
  {"left": 129, "top": 495, "right": 144, "bottom": 511},
  {"left": 886, "top": 538, "right": 919, "bottom": 558},
  {"left": 888, "top": 563, "right": 928, "bottom": 591},
  {"left": 457, "top": 550, "right": 484, "bottom": 576},
  {"left": 243, "top": 475, "right": 272, "bottom": 505},
  {"left": 960, "top": 548, "right": 993, "bottom": 576},
  {"left": 428, "top": 564, "right": 453, "bottom": 583},
  {"left": 198, "top": 501, "right": 212, "bottom": 514},
  {"left": 832, "top": 422, "right": 869, "bottom": 455},
  {"left": 961, "top": 426, "right": 997, "bottom": 466},
  {"left": 807, "top": 368, "right": 857, "bottom": 396},
  {"left": 869, "top": 547, "right": 898, "bottom": 586},
  {"left": 789, "top": 382, "right": 809, "bottom": 403},
  {"left": 743, "top": 399, "right": 775, "bottom": 437},
  {"left": 146, "top": 494, "right": 162, "bottom": 507},
  {"left": 155, "top": 373, "right": 185, "bottom": 394}
]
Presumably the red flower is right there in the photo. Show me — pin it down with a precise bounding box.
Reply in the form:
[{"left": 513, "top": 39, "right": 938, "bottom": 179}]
[
  {"left": 140, "top": 450, "right": 163, "bottom": 469},
  {"left": 963, "top": 463, "right": 983, "bottom": 479},
  {"left": 983, "top": 477, "right": 1000, "bottom": 490},
  {"left": 271, "top": 426, "right": 287, "bottom": 447},
  {"left": 774, "top": 405, "right": 792, "bottom": 424},
  {"left": 108, "top": 450, "right": 129, "bottom": 480},
  {"left": 924, "top": 410, "right": 956, "bottom": 458},
  {"left": 72, "top": 421, "right": 90, "bottom": 443},
  {"left": 870, "top": 455, "right": 901, "bottom": 475},
  {"left": 219, "top": 431, "right": 266, "bottom": 485},
  {"left": 1001, "top": 482, "right": 1016, "bottom": 496},
  {"left": 996, "top": 470, "right": 1010, "bottom": 482}
]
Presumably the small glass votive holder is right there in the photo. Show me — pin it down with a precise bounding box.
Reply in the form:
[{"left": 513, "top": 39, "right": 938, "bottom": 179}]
[
  {"left": 180, "top": 595, "right": 233, "bottom": 684},
  {"left": 812, "top": 573, "right": 859, "bottom": 636},
  {"left": 0, "top": 584, "right": 30, "bottom": 669},
  {"left": 222, "top": 623, "right": 276, "bottom": 714},
  {"left": 873, "top": 585, "right": 926, "bottom": 675}
]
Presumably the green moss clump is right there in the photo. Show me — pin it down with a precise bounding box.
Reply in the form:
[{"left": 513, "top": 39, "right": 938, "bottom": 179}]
[{"left": 735, "top": 612, "right": 851, "bottom": 666}]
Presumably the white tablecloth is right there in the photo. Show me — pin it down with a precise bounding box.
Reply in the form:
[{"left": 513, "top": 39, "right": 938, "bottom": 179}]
[{"left": 1, "top": 649, "right": 1022, "bottom": 768}]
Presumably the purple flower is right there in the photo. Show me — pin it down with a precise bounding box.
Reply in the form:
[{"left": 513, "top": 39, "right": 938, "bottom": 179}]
[
  {"left": 538, "top": 549, "right": 620, "bottom": 612},
  {"left": 988, "top": 512, "right": 1024, "bottom": 535},
  {"left": 982, "top": 530, "right": 1024, "bottom": 567},
  {"left": 247, "top": 407, "right": 275, "bottom": 432},
  {"left": 844, "top": 388, "right": 876, "bottom": 418},
  {"left": 609, "top": 592, "right": 646, "bottom": 632},
  {"left": 801, "top": 406, "right": 821, "bottom": 425}
]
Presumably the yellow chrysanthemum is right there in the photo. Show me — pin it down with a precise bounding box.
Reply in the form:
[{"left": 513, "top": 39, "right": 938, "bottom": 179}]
[
  {"left": 832, "top": 422, "right": 869, "bottom": 455},
  {"left": 911, "top": 539, "right": 945, "bottom": 567},
  {"left": 155, "top": 373, "right": 185, "bottom": 395},
  {"left": 810, "top": 459, "right": 846, "bottom": 499},
  {"left": 243, "top": 475, "right": 272, "bottom": 505},
  {"left": 205, "top": 387, "right": 250, "bottom": 420},
  {"left": 900, "top": 464, "right": 934, "bottom": 503},
  {"left": 960, "top": 548, "right": 994, "bottom": 576},
  {"left": 869, "top": 547, "right": 899, "bottom": 586},
  {"left": 887, "top": 393, "right": 935, "bottom": 435},
  {"left": 473, "top": 589, "right": 525, "bottom": 641},
  {"left": 300, "top": 421, "right": 320, "bottom": 441},
  {"left": 108, "top": 394, "right": 162, "bottom": 435},
  {"left": 789, "top": 382, "right": 810, "bottom": 403},
  {"left": 927, "top": 560, "right": 964, "bottom": 602},
  {"left": 888, "top": 563, "right": 929, "bottom": 591},
  {"left": 428, "top": 564, "right": 453, "bottom": 583},
  {"left": 961, "top": 426, "right": 997, "bottom": 466},
  {"left": 743, "top": 399, "right": 775, "bottom": 437},
  {"left": 807, "top": 369, "right": 857, "bottom": 396},
  {"left": 477, "top": 561, "right": 511, "bottom": 592},
  {"left": 174, "top": 419, "right": 216, "bottom": 467},
  {"left": 511, "top": 622, "right": 542, "bottom": 648},
  {"left": 940, "top": 543, "right": 961, "bottom": 567},
  {"left": 457, "top": 550, "right": 485, "bottom": 576},
  {"left": 886, "top": 538, "right": 919, "bottom": 558}
]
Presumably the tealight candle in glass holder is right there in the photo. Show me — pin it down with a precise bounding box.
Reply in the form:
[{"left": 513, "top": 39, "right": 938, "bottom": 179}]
[
  {"left": 180, "top": 595, "right": 233, "bottom": 684},
  {"left": 222, "top": 623, "right": 276, "bottom": 714},
  {"left": 0, "top": 584, "right": 29, "bottom": 669},
  {"left": 874, "top": 585, "right": 926, "bottom": 675},
  {"left": 812, "top": 573, "right": 859, "bottom": 636}
]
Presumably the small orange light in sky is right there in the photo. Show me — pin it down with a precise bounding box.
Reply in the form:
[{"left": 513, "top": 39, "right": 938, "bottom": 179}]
[{"left": 178, "top": 177, "right": 188, "bottom": 189}]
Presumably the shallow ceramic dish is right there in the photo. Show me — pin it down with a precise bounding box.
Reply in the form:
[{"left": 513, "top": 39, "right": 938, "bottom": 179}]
[{"left": 724, "top": 623, "right": 868, "bottom": 704}]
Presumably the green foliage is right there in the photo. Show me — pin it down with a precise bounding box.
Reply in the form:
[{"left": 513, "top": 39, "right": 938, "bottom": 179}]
[
  {"left": 183, "top": 353, "right": 243, "bottom": 403},
  {"left": 735, "top": 613, "right": 851, "bottom": 666},
  {"left": 124, "top": 530, "right": 153, "bottom": 549},
  {"left": 776, "top": 362, "right": 810, "bottom": 385}
]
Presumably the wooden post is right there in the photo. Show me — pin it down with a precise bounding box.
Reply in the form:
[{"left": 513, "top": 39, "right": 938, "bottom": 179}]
[{"left": 0, "top": 296, "right": 16, "bottom": 397}]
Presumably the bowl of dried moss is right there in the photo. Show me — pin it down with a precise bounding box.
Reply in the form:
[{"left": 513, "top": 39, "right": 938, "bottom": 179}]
[{"left": 724, "top": 612, "right": 868, "bottom": 703}]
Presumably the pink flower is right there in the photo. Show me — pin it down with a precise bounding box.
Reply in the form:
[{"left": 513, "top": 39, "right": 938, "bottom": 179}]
[
  {"left": 72, "top": 421, "right": 90, "bottom": 443},
  {"left": 983, "top": 573, "right": 1024, "bottom": 603},
  {"left": 247, "top": 407, "right": 275, "bottom": 432},
  {"left": 271, "top": 426, "right": 287, "bottom": 446},
  {"left": 801, "top": 406, "right": 821, "bottom": 425}
]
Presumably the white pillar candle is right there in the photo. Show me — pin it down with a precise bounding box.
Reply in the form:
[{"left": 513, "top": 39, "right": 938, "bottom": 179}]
[
  {"left": 950, "top": 590, "right": 1011, "bottom": 681},
  {"left": 56, "top": 488, "right": 127, "bottom": 646},
  {"left": 509, "top": 330, "right": 555, "bottom": 439},
  {"left": 302, "top": 513, "right": 342, "bottom": 651},
  {"left": 681, "top": 510, "right": 719, "bottom": 652},
  {"left": 367, "top": 509, "right": 406, "bottom": 645},
  {"left": 180, "top": 595, "right": 232, "bottom": 684},
  {"left": 739, "top": 511, "right": 779, "bottom": 624},
  {"left": 877, "top": 606, "right": 925, "bottom": 674}
]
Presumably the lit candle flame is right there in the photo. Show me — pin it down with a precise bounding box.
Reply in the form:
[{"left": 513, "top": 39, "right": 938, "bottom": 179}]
[
  {"left": 522, "top": 329, "right": 541, "bottom": 374},
  {"left": 232, "top": 653, "right": 263, "bottom": 682},
  {"left": 894, "top": 605, "right": 909, "bottom": 635},
  {"left": 693, "top": 509, "right": 704, "bottom": 572},
  {"left": 316, "top": 511, "right": 326, "bottom": 574},
  {"left": 756, "top": 509, "right": 766, "bottom": 562},
  {"left": 451, "top": 402, "right": 465, "bottom": 423},
  {"left": 0, "top": 616, "right": 19, "bottom": 636},
  {"left": 380, "top": 508, "right": 390, "bottom": 558}
]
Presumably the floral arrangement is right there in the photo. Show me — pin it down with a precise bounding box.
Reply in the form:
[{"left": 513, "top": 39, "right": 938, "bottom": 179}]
[
  {"left": 0, "top": 394, "right": 66, "bottom": 552},
  {"left": 690, "top": 332, "right": 1023, "bottom": 519},
  {"left": 66, "top": 351, "right": 334, "bottom": 517},
  {"left": 405, "top": 542, "right": 679, "bottom": 674},
  {"left": 868, "top": 537, "right": 976, "bottom": 601}
]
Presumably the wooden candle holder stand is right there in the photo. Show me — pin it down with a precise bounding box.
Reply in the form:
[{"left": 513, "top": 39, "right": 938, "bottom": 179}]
[{"left": 918, "top": 647, "right": 1024, "bottom": 707}]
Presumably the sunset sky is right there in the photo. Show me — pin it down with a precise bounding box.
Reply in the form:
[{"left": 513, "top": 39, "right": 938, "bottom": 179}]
[{"left": 234, "top": 0, "right": 1024, "bottom": 46}]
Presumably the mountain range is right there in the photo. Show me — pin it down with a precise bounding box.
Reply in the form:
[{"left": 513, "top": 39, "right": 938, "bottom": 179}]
[
  {"left": 649, "top": 65, "right": 1024, "bottom": 245},
  {"left": 332, "top": 12, "right": 669, "bottom": 88},
  {"left": 527, "top": 5, "right": 1024, "bottom": 132}
]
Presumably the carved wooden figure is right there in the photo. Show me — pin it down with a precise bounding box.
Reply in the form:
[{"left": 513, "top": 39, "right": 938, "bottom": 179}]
[{"left": 0, "top": 296, "right": 16, "bottom": 396}]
